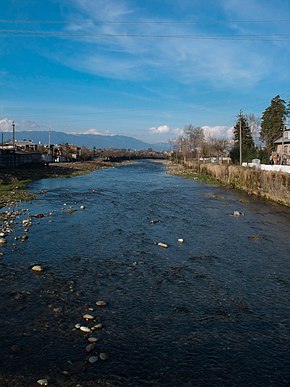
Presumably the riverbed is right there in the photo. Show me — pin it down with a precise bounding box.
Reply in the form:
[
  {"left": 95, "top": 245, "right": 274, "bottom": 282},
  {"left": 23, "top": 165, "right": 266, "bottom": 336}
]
[{"left": 0, "top": 160, "right": 290, "bottom": 386}]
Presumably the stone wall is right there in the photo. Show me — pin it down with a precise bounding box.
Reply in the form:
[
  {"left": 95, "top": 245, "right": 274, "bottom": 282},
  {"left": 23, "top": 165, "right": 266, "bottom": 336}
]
[{"left": 183, "top": 161, "right": 290, "bottom": 207}]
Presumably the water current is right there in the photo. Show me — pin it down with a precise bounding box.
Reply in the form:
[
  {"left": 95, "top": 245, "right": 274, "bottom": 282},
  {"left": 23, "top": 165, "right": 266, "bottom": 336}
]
[{"left": 0, "top": 160, "right": 290, "bottom": 386}]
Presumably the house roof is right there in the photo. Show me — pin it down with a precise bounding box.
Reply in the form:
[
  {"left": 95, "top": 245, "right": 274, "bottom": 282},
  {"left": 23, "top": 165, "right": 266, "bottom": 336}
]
[{"left": 274, "top": 129, "right": 290, "bottom": 144}]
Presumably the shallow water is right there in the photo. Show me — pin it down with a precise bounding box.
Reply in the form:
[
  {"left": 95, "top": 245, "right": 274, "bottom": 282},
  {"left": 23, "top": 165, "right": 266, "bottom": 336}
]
[{"left": 0, "top": 160, "right": 290, "bottom": 386}]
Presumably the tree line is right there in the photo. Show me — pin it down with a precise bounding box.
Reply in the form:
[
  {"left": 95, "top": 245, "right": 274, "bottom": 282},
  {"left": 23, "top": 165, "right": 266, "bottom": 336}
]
[{"left": 173, "top": 95, "right": 289, "bottom": 164}]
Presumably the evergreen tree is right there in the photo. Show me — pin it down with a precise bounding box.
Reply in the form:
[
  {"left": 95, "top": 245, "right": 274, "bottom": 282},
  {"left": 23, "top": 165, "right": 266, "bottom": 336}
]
[
  {"left": 230, "top": 111, "right": 256, "bottom": 163},
  {"left": 233, "top": 112, "right": 255, "bottom": 148},
  {"left": 260, "top": 95, "right": 286, "bottom": 153}
]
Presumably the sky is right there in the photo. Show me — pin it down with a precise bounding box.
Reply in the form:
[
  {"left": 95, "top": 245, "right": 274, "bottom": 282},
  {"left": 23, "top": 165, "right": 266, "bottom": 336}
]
[{"left": 0, "top": 0, "right": 290, "bottom": 144}]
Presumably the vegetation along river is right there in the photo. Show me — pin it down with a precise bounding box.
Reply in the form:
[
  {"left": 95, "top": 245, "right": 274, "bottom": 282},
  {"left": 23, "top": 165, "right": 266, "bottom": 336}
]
[{"left": 0, "top": 160, "right": 290, "bottom": 386}]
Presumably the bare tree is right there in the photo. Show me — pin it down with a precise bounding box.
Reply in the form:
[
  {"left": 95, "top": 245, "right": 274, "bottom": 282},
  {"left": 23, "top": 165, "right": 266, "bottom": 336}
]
[
  {"left": 183, "top": 125, "right": 205, "bottom": 160},
  {"left": 208, "top": 137, "right": 229, "bottom": 162},
  {"left": 245, "top": 113, "right": 260, "bottom": 145}
]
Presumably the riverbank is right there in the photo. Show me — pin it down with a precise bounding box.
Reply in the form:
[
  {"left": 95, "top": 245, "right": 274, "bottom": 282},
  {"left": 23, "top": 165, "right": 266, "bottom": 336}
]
[
  {"left": 167, "top": 160, "right": 290, "bottom": 207},
  {"left": 0, "top": 159, "right": 129, "bottom": 209}
]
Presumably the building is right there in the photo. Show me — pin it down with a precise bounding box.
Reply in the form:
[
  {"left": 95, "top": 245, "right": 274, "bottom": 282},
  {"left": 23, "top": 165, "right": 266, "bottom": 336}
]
[{"left": 274, "top": 128, "right": 290, "bottom": 165}]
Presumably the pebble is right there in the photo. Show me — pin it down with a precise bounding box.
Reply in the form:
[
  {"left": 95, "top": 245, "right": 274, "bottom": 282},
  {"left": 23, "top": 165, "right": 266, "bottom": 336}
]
[
  {"left": 37, "top": 379, "right": 49, "bottom": 386},
  {"left": 10, "top": 344, "right": 20, "bottom": 353},
  {"left": 178, "top": 238, "right": 184, "bottom": 243},
  {"left": 99, "top": 352, "right": 108, "bottom": 361},
  {"left": 88, "top": 356, "right": 98, "bottom": 364},
  {"left": 92, "top": 323, "right": 103, "bottom": 330},
  {"left": 80, "top": 326, "right": 91, "bottom": 333},
  {"left": 88, "top": 337, "right": 98, "bottom": 343},
  {"left": 85, "top": 343, "right": 96, "bottom": 353},
  {"left": 31, "top": 265, "right": 45, "bottom": 272},
  {"left": 75, "top": 323, "right": 81, "bottom": 329},
  {"left": 96, "top": 301, "right": 107, "bottom": 307},
  {"left": 0, "top": 238, "right": 7, "bottom": 245},
  {"left": 80, "top": 205, "right": 86, "bottom": 210},
  {"left": 83, "top": 314, "right": 94, "bottom": 320},
  {"left": 157, "top": 242, "right": 168, "bottom": 248},
  {"left": 232, "top": 211, "right": 245, "bottom": 217}
]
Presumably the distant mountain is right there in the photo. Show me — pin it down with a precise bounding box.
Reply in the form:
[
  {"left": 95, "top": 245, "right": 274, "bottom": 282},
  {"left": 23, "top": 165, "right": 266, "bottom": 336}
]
[{"left": 2, "top": 131, "right": 169, "bottom": 151}]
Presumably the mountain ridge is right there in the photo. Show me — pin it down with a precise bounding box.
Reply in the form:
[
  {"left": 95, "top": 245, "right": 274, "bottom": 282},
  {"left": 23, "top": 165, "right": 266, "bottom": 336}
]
[{"left": 2, "top": 130, "right": 168, "bottom": 151}]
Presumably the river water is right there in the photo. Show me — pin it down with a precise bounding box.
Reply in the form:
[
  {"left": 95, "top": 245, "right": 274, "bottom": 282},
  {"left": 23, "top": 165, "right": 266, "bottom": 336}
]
[{"left": 0, "top": 160, "right": 290, "bottom": 386}]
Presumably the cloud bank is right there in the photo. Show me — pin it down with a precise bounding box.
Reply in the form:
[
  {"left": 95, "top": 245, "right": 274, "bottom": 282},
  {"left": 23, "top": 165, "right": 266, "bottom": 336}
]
[{"left": 59, "top": 0, "right": 283, "bottom": 87}]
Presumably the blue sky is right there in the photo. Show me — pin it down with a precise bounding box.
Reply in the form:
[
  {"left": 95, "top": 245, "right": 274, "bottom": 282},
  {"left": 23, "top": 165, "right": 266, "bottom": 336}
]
[{"left": 1, "top": 0, "right": 290, "bottom": 144}]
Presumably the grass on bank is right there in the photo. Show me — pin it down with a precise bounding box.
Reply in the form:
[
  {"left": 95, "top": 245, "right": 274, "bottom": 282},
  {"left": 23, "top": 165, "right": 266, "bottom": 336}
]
[
  {"left": 183, "top": 171, "right": 221, "bottom": 185},
  {"left": 0, "top": 160, "right": 125, "bottom": 208},
  {"left": 0, "top": 179, "right": 35, "bottom": 208}
]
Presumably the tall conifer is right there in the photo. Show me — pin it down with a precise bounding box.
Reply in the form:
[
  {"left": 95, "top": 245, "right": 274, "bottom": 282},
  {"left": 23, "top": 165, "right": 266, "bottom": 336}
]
[
  {"left": 260, "top": 95, "right": 286, "bottom": 153},
  {"left": 230, "top": 111, "right": 255, "bottom": 163}
]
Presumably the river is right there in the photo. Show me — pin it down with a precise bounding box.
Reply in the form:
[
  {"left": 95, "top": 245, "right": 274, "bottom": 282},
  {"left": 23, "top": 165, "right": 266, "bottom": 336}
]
[{"left": 0, "top": 160, "right": 290, "bottom": 386}]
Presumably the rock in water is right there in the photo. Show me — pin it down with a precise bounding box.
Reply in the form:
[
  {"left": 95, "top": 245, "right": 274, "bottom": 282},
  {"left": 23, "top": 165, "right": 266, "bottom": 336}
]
[
  {"left": 31, "top": 265, "right": 44, "bottom": 272},
  {"left": 157, "top": 242, "right": 168, "bottom": 248},
  {"left": 93, "top": 323, "right": 103, "bottom": 330},
  {"left": 88, "top": 356, "right": 98, "bottom": 364},
  {"left": 37, "top": 379, "right": 49, "bottom": 386},
  {"left": 80, "top": 326, "right": 91, "bottom": 333},
  {"left": 83, "top": 313, "right": 94, "bottom": 320},
  {"left": 88, "top": 337, "right": 98, "bottom": 343},
  {"left": 96, "top": 300, "right": 107, "bottom": 307},
  {"left": 99, "top": 352, "right": 108, "bottom": 361},
  {"left": 85, "top": 343, "right": 96, "bottom": 353},
  {"left": 0, "top": 238, "right": 7, "bottom": 245}
]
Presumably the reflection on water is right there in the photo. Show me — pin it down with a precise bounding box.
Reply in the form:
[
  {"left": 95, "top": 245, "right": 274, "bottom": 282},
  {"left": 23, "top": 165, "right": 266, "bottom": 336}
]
[{"left": 0, "top": 160, "right": 290, "bottom": 386}]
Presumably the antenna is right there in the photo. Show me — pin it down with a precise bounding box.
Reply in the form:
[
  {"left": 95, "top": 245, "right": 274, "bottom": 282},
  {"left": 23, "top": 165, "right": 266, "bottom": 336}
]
[
  {"left": 12, "top": 121, "right": 15, "bottom": 150},
  {"left": 48, "top": 122, "right": 51, "bottom": 148}
]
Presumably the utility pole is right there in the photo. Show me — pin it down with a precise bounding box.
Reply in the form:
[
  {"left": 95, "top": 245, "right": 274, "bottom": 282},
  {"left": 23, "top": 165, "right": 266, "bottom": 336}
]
[
  {"left": 281, "top": 123, "right": 286, "bottom": 165},
  {"left": 239, "top": 114, "right": 242, "bottom": 165},
  {"left": 12, "top": 121, "right": 15, "bottom": 151}
]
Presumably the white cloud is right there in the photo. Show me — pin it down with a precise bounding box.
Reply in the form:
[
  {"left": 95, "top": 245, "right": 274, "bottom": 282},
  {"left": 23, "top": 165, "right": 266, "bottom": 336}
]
[
  {"left": 0, "top": 118, "right": 42, "bottom": 132},
  {"left": 150, "top": 125, "right": 170, "bottom": 134},
  {"left": 80, "top": 128, "right": 113, "bottom": 136},
  {"left": 149, "top": 125, "right": 183, "bottom": 136},
  {"left": 0, "top": 118, "right": 14, "bottom": 132},
  {"left": 202, "top": 125, "right": 234, "bottom": 140}
]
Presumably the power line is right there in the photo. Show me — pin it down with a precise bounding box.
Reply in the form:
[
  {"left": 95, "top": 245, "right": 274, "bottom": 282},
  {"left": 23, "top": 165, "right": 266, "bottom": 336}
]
[
  {"left": 1, "top": 30, "right": 290, "bottom": 41},
  {"left": 1, "top": 18, "right": 290, "bottom": 25}
]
